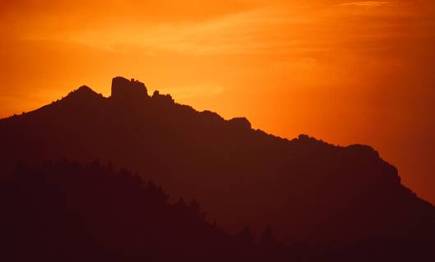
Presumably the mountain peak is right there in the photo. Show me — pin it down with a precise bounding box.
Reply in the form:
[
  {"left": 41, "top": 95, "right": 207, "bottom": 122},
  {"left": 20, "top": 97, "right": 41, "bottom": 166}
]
[
  {"left": 64, "top": 85, "right": 100, "bottom": 101},
  {"left": 111, "top": 76, "right": 148, "bottom": 101}
]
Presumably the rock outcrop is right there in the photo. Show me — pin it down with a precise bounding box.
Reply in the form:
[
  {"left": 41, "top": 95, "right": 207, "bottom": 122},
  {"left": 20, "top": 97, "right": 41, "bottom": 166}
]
[{"left": 111, "top": 76, "right": 149, "bottom": 102}]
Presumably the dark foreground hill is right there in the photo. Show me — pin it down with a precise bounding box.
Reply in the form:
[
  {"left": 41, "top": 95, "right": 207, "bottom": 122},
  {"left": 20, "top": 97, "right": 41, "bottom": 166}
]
[
  {"left": 0, "top": 77, "right": 434, "bottom": 248},
  {"left": 0, "top": 161, "right": 432, "bottom": 262},
  {"left": 0, "top": 161, "right": 289, "bottom": 262}
]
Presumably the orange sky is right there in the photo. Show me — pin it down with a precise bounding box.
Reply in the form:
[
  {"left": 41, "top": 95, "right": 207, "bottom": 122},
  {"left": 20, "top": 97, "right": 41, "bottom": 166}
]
[{"left": 1, "top": 0, "right": 434, "bottom": 204}]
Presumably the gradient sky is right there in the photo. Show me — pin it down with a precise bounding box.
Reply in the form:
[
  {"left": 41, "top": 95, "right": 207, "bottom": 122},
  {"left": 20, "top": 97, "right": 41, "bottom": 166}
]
[{"left": 1, "top": 0, "right": 434, "bottom": 203}]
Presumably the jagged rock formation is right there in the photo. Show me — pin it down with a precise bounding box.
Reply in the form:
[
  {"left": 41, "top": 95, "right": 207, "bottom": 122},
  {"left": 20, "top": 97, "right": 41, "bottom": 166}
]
[
  {"left": 111, "top": 77, "right": 149, "bottom": 101},
  {"left": 0, "top": 77, "right": 433, "bottom": 249}
]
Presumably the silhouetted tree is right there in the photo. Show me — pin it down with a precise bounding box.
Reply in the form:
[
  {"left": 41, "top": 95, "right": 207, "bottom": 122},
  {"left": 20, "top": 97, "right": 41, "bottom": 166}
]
[
  {"left": 237, "top": 226, "right": 254, "bottom": 244},
  {"left": 260, "top": 226, "right": 275, "bottom": 247}
]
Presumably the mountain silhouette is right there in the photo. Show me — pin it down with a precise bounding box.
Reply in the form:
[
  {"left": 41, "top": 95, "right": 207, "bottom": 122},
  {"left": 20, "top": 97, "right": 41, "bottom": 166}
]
[{"left": 0, "top": 77, "right": 434, "bottom": 252}]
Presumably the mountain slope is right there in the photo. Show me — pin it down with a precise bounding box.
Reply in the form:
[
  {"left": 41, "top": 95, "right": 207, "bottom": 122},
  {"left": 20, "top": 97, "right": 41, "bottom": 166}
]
[{"left": 0, "top": 76, "right": 433, "bottom": 245}]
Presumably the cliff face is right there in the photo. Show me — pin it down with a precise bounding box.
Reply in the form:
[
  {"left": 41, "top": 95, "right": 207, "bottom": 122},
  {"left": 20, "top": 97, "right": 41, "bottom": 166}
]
[
  {"left": 0, "top": 77, "right": 433, "bottom": 244},
  {"left": 111, "top": 77, "right": 149, "bottom": 102}
]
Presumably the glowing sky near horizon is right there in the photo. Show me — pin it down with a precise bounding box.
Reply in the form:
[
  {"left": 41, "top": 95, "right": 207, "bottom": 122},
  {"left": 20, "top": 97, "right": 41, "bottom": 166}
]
[{"left": 1, "top": 0, "right": 434, "bottom": 203}]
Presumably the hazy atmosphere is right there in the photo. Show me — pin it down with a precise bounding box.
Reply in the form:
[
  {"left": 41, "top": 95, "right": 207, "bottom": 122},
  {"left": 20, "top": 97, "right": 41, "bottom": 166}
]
[{"left": 1, "top": 0, "right": 434, "bottom": 203}]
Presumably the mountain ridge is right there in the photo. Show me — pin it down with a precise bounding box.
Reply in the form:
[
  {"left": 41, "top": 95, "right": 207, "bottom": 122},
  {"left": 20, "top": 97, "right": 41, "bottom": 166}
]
[
  {"left": 0, "top": 76, "right": 433, "bottom": 245},
  {"left": 19, "top": 77, "right": 382, "bottom": 154}
]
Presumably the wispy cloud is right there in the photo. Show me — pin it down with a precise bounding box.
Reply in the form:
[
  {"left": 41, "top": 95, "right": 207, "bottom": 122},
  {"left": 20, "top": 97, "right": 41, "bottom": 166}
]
[
  {"left": 339, "top": 1, "right": 390, "bottom": 8},
  {"left": 26, "top": 8, "right": 318, "bottom": 56},
  {"left": 22, "top": 1, "right": 426, "bottom": 59}
]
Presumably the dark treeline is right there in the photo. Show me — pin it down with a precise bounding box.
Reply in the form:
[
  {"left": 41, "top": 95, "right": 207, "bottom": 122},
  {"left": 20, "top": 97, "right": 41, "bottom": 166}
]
[
  {"left": 0, "top": 161, "right": 289, "bottom": 262},
  {"left": 1, "top": 161, "right": 433, "bottom": 261}
]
